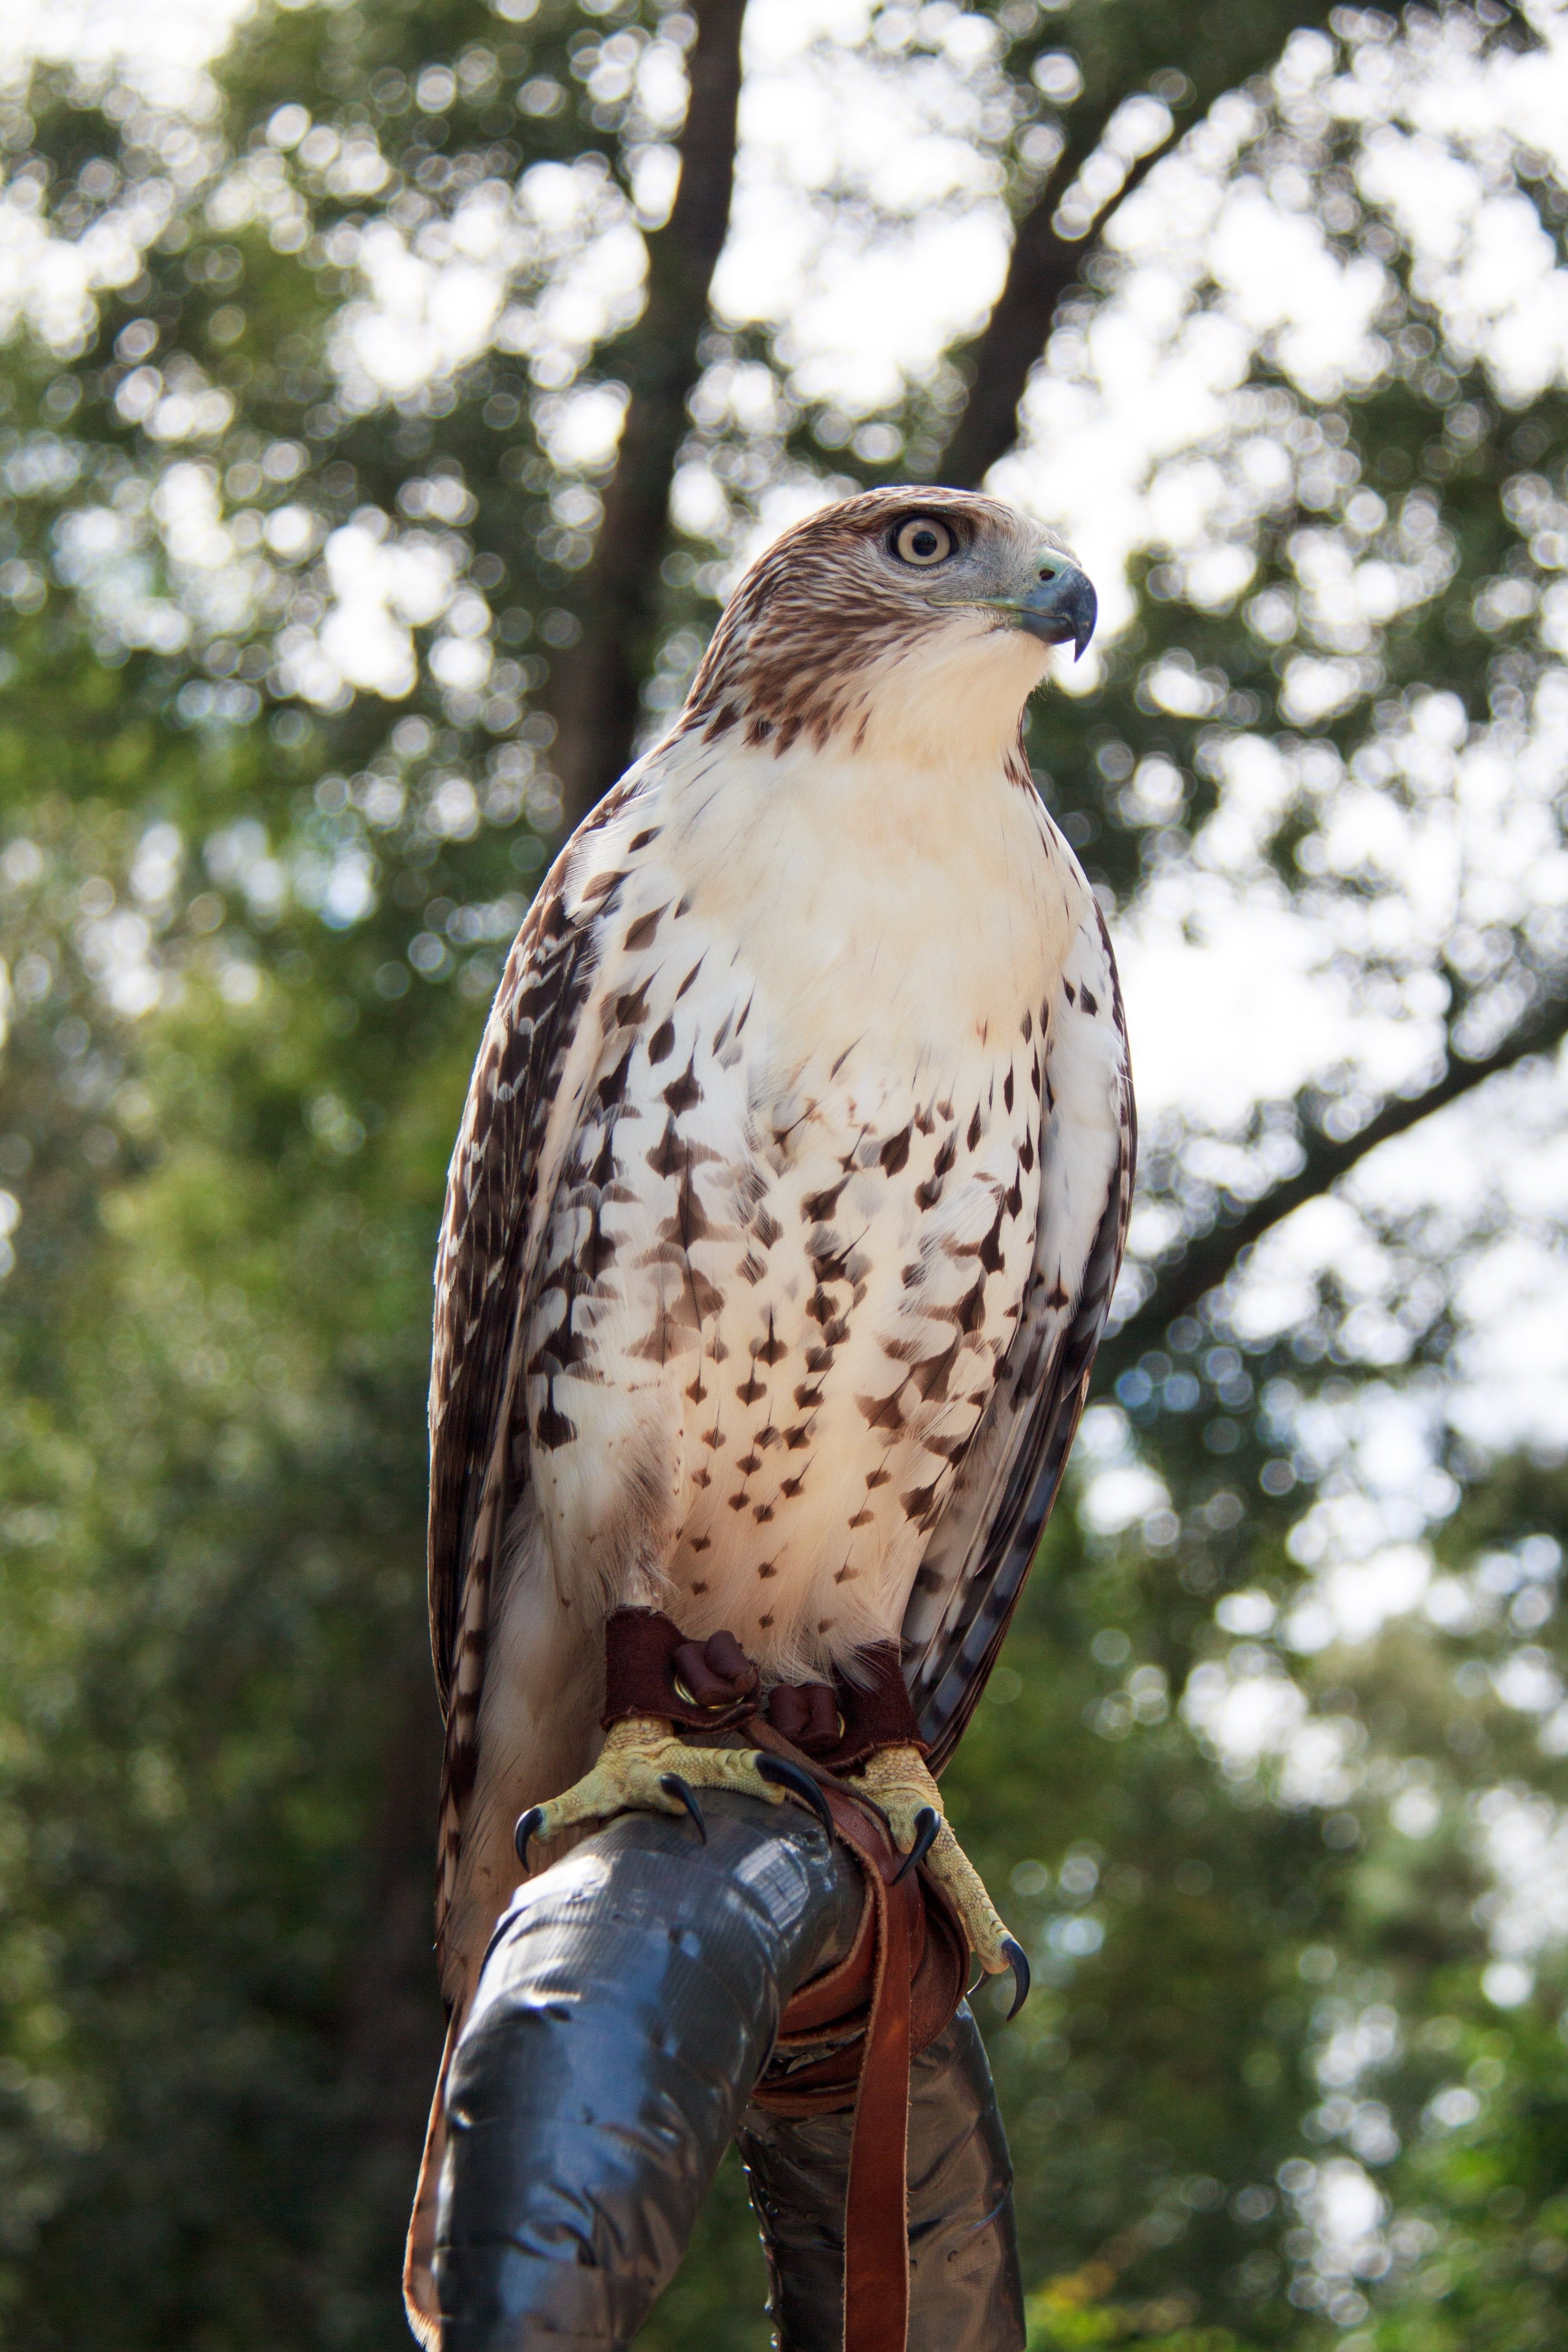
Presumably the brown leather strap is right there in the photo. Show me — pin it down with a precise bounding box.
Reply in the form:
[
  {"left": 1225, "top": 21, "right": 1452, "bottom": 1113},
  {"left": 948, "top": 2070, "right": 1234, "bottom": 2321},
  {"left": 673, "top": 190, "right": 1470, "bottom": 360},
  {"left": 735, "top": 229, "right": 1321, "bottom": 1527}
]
[
  {"left": 820, "top": 1642, "right": 930, "bottom": 1772},
  {"left": 843, "top": 1832, "right": 913, "bottom": 2352},
  {"left": 602, "top": 1613, "right": 926, "bottom": 1769},
  {"left": 747, "top": 1721, "right": 968, "bottom": 2352},
  {"left": 762, "top": 1641, "right": 929, "bottom": 1772},
  {"left": 601, "top": 1607, "right": 760, "bottom": 1733}
]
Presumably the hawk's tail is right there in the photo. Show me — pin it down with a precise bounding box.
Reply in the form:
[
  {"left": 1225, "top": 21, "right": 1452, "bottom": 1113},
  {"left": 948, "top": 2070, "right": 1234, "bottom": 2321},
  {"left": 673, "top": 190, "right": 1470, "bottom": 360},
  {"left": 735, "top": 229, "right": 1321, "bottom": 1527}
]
[{"left": 403, "top": 2012, "right": 457, "bottom": 2349}]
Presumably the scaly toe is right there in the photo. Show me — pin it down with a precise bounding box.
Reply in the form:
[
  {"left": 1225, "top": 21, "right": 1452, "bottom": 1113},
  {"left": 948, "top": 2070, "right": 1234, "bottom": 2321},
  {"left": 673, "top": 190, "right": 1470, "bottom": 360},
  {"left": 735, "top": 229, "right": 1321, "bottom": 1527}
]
[
  {"left": 514, "top": 1715, "right": 815, "bottom": 1870},
  {"left": 918, "top": 1821, "right": 1018, "bottom": 1979},
  {"left": 851, "top": 1743, "right": 1025, "bottom": 1999}
]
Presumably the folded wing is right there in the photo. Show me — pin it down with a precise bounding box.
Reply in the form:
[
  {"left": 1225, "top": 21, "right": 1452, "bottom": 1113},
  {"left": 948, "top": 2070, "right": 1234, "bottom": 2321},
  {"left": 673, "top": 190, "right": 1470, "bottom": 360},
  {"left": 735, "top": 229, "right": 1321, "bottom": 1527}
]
[{"left": 905, "top": 897, "right": 1135, "bottom": 1773}]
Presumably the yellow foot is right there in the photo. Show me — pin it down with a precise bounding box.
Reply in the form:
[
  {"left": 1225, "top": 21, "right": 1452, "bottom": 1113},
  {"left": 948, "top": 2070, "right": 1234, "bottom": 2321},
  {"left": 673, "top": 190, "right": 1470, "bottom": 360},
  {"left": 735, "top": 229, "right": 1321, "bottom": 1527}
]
[
  {"left": 514, "top": 1714, "right": 831, "bottom": 1867},
  {"left": 854, "top": 1744, "right": 1030, "bottom": 2018}
]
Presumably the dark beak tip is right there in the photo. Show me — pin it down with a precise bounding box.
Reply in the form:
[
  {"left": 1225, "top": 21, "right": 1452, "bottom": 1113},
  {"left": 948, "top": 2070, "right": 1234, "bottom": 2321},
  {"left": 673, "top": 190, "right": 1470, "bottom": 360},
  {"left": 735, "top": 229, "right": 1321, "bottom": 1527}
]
[
  {"left": 1073, "top": 593, "right": 1097, "bottom": 662},
  {"left": 1019, "top": 566, "right": 1097, "bottom": 661},
  {"left": 1068, "top": 576, "right": 1097, "bottom": 661}
]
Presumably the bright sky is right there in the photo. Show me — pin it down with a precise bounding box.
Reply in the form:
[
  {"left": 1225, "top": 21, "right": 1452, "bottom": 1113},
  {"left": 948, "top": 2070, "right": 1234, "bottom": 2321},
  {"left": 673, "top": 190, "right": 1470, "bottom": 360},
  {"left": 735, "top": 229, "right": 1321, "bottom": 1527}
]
[{"left": 0, "top": 0, "right": 246, "bottom": 88}]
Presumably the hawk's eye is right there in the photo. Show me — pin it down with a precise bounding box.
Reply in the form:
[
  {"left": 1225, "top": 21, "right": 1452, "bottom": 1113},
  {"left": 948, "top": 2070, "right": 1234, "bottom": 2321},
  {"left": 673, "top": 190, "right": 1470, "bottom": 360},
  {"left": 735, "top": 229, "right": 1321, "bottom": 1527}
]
[{"left": 891, "top": 516, "right": 955, "bottom": 567}]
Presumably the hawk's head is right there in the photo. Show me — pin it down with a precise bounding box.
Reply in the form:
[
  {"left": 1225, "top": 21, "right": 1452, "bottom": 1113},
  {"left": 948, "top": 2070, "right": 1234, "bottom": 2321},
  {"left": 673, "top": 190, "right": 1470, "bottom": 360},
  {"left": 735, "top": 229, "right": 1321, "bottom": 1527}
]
[{"left": 681, "top": 486, "right": 1095, "bottom": 770}]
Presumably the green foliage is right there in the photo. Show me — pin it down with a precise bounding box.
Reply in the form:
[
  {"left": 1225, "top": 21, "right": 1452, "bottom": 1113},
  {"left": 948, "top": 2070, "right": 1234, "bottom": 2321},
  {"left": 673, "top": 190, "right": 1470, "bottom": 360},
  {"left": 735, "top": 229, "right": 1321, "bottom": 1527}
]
[
  {"left": 1, "top": 1, "right": 1567, "bottom": 2348},
  {"left": 0, "top": 983, "right": 444, "bottom": 2345}
]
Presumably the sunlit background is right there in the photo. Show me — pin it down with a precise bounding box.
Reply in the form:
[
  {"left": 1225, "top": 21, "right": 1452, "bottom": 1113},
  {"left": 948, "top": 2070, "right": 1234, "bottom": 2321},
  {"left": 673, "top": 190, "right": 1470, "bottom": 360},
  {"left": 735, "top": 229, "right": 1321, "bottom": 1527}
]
[{"left": 3, "top": 1, "right": 1568, "bottom": 2346}]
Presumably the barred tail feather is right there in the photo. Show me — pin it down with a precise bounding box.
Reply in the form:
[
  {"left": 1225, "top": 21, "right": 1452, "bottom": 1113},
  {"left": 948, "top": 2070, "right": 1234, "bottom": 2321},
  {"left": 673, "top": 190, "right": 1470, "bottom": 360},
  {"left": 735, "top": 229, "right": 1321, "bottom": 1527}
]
[{"left": 402, "top": 2014, "right": 457, "bottom": 2349}]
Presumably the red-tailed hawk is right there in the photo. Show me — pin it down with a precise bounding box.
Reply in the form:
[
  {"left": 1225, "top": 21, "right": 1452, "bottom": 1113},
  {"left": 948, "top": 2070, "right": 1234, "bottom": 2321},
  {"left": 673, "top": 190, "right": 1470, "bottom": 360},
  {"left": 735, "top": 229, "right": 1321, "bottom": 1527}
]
[{"left": 404, "top": 487, "right": 1134, "bottom": 2337}]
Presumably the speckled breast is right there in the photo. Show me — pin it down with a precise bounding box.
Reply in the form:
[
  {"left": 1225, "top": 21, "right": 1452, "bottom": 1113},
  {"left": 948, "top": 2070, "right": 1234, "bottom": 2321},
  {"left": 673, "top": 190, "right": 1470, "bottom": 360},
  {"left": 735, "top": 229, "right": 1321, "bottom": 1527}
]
[{"left": 522, "top": 961, "right": 1048, "bottom": 1684}]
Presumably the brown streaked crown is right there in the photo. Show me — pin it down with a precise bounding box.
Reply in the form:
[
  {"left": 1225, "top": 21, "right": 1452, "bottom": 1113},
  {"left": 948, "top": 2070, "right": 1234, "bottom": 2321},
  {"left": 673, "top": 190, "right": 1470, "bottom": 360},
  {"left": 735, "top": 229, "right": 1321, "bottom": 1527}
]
[{"left": 677, "top": 486, "right": 1067, "bottom": 760}]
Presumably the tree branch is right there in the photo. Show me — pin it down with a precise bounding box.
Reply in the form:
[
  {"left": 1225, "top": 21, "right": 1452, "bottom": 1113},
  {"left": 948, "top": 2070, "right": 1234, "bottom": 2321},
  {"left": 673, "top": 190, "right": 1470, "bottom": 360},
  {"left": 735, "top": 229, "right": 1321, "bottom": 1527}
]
[
  {"left": 1104, "top": 986, "right": 1568, "bottom": 1370},
  {"left": 936, "top": 125, "right": 1165, "bottom": 492},
  {"left": 934, "top": 5, "right": 1345, "bottom": 493},
  {"left": 549, "top": 0, "right": 747, "bottom": 831}
]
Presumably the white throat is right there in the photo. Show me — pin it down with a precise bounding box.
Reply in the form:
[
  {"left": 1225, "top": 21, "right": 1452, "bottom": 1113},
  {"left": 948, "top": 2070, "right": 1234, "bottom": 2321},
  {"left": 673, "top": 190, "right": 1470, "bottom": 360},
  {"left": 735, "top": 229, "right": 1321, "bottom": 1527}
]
[
  {"left": 638, "top": 633, "right": 1084, "bottom": 1103},
  {"left": 844, "top": 615, "right": 1052, "bottom": 773}
]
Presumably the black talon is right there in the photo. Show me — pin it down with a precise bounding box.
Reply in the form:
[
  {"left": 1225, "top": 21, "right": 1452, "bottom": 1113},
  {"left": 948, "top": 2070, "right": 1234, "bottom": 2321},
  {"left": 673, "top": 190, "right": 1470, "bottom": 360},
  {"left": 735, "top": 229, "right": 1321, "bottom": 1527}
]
[
  {"left": 660, "top": 1772, "right": 708, "bottom": 1842},
  {"left": 1002, "top": 1936, "right": 1031, "bottom": 2021},
  {"left": 514, "top": 1806, "right": 545, "bottom": 1868},
  {"left": 893, "top": 1805, "right": 941, "bottom": 1883},
  {"left": 755, "top": 1754, "right": 833, "bottom": 1836}
]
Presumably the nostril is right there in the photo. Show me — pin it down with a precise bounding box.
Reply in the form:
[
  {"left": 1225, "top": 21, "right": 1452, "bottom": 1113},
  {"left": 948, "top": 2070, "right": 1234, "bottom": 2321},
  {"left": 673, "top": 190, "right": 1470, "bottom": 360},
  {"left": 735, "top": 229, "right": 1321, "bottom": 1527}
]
[{"left": 1038, "top": 567, "right": 1058, "bottom": 581}]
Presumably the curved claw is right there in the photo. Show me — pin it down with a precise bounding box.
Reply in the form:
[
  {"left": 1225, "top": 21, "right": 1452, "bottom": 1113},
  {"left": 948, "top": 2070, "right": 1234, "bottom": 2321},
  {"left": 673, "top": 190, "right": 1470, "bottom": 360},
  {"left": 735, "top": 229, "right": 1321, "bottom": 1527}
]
[
  {"left": 659, "top": 1771, "right": 708, "bottom": 1842},
  {"left": 1001, "top": 1936, "right": 1031, "bottom": 2022},
  {"left": 755, "top": 1753, "right": 834, "bottom": 1837},
  {"left": 514, "top": 1805, "right": 545, "bottom": 1869},
  {"left": 893, "top": 1805, "right": 942, "bottom": 1884}
]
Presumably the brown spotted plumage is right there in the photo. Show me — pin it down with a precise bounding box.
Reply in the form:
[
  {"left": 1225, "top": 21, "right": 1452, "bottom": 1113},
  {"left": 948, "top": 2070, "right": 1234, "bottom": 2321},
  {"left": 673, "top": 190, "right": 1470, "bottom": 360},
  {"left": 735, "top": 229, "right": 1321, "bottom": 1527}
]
[{"left": 404, "top": 488, "right": 1133, "bottom": 2340}]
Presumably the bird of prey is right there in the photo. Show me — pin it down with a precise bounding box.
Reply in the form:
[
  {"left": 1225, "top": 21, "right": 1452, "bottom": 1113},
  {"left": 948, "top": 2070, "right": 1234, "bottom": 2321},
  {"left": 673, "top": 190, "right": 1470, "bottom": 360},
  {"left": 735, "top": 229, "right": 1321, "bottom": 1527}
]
[{"left": 405, "top": 486, "right": 1133, "bottom": 2329}]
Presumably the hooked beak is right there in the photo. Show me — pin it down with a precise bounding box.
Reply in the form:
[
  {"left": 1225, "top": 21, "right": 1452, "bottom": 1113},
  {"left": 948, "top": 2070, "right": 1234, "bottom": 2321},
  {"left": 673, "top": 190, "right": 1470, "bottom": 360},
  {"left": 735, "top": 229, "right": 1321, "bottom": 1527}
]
[
  {"left": 1014, "top": 560, "right": 1097, "bottom": 660},
  {"left": 928, "top": 551, "right": 1098, "bottom": 660}
]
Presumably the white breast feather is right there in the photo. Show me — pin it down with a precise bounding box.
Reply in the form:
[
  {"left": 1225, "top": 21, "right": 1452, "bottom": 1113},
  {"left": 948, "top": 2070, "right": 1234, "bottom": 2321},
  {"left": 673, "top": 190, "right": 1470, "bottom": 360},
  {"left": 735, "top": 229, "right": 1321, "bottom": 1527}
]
[{"left": 516, "top": 726, "right": 1098, "bottom": 1685}]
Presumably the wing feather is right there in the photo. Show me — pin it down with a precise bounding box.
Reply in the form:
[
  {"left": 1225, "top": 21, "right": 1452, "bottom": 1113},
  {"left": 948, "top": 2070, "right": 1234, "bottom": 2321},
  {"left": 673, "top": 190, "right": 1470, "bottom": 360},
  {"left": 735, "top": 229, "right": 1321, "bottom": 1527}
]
[
  {"left": 427, "top": 867, "right": 594, "bottom": 1711},
  {"left": 906, "top": 899, "right": 1135, "bottom": 1772}
]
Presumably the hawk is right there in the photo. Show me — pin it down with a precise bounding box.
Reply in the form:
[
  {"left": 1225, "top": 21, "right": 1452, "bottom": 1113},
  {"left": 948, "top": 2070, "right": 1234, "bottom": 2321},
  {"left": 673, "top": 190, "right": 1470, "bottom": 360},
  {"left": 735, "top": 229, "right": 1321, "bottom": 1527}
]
[{"left": 404, "top": 486, "right": 1134, "bottom": 2333}]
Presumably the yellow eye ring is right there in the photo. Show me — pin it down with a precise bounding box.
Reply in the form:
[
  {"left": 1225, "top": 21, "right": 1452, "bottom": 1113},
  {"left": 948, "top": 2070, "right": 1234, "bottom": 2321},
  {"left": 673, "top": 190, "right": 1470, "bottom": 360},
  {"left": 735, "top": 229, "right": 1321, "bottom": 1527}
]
[{"left": 892, "top": 516, "right": 954, "bottom": 567}]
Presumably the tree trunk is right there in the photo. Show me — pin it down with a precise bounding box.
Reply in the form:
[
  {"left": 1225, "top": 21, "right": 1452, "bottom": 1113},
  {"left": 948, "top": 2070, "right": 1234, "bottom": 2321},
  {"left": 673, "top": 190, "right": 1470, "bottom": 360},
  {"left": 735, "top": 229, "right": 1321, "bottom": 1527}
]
[{"left": 549, "top": 0, "right": 748, "bottom": 830}]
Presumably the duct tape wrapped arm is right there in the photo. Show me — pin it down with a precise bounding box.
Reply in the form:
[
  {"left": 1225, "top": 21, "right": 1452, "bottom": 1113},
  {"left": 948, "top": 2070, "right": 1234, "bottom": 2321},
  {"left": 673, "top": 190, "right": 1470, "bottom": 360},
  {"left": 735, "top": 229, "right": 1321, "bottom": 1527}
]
[{"left": 434, "top": 1793, "right": 1023, "bottom": 2352}]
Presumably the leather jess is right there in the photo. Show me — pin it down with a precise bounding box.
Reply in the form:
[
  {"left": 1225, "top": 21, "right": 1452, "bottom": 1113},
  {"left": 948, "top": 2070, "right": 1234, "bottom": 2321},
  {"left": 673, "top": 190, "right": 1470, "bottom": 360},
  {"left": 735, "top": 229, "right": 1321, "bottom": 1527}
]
[
  {"left": 746, "top": 1719, "right": 970, "bottom": 2352},
  {"left": 600, "top": 1605, "right": 933, "bottom": 1771}
]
